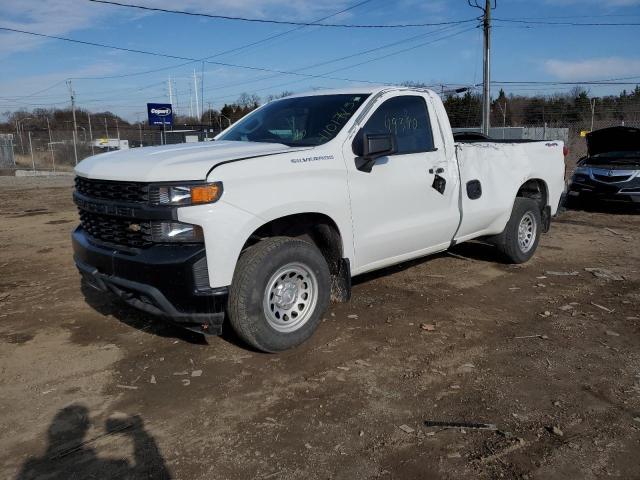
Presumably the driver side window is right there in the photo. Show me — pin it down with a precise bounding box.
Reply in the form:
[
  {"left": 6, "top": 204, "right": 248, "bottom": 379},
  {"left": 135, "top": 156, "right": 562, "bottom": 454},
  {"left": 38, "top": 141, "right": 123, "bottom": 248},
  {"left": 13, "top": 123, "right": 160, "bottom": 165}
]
[{"left": 363, "top": 96, "right": 434, "bottom": 154}]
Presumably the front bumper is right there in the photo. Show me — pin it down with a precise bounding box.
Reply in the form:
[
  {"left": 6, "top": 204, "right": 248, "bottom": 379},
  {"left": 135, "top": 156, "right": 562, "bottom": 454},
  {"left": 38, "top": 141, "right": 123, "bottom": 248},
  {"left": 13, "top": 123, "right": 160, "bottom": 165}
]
[
  {"left": 72, "top": 228, "right": 227, "bottom": 335},
  {"left": 568, "top": 177, "right": 640, "bottom": 203}
]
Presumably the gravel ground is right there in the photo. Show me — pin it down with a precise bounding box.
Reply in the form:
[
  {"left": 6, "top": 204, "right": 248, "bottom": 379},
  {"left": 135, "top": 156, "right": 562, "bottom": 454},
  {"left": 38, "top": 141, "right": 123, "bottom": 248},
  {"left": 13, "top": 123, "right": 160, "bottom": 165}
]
[{"left": 0, "top": 177, "right": 639, "bottom": 480}]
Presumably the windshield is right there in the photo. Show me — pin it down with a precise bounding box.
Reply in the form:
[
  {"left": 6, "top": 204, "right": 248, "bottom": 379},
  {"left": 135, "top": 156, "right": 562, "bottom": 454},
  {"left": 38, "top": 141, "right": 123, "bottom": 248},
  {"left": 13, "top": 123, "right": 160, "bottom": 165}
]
[{"left": 218, "top": 94, "right": 370, "bottom": 147}]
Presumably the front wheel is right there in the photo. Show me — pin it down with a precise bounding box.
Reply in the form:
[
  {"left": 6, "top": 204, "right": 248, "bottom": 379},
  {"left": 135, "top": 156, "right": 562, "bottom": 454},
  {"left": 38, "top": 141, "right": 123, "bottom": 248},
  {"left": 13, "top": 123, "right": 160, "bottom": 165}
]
[
  {"left": 494, "top": 198, "right": 542, "bottom": 264},
  {"left": 228, "top": 237, "right": 331, "bottom": 352}
]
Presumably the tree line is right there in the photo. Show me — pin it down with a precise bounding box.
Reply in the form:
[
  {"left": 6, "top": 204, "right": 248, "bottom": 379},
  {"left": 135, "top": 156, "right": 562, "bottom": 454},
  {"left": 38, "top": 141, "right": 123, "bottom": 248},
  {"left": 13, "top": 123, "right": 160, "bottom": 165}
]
[
  {"left": 2, "top": 86, "right": 639, "bottom": 134},
  {"left": 445, "top": 86, "right": 640, "bottom": 128}
]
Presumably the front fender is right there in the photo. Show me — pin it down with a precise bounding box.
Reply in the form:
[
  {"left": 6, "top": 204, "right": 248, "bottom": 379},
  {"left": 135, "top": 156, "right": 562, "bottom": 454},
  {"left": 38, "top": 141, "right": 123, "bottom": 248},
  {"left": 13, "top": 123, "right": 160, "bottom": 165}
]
[
  {"left": 177, "top": 200, "right": 260, "bottom": 288},
  {"left": 178, "top": 200, "right": 353, "bottom": 289}
]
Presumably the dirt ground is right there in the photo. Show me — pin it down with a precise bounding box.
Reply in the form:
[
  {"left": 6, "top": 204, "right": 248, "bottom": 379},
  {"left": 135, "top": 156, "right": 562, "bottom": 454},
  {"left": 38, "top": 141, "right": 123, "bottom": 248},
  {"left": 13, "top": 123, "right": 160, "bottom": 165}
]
[{"left": 0, "top": 176, "right": 639, "bottom": 480}]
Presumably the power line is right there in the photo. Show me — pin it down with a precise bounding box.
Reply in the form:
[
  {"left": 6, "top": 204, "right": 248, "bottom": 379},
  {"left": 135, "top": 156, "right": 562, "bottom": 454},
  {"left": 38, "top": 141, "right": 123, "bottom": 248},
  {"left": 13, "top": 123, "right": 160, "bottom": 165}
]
[
  {"left": 87, "top": 0, "right": 479, "bottom": 28},
  {"left": 2, "top": 80, "right": 69, "bottom": 100},
  {"left": 496, "top": 14, "right": 640, "bottom": 20},
  {"left": 0, "top": 26, "right": 388, "bottom": 85},
  {"left": 2, "top": 21, "right": 476, "bottom": 109},
  {"left": 493, "top": 18, "right": 640, "bottom": 26},
  {"left": 77, "top": 25, "right": 474, "bottom": 108},
  {"left": 1, "top": 0, "right": 376, "bottom": 105},
  {"left": 71, "top": 0, "right": 379, "bottom": 81},
  {"left": 202, "top": 26, "right": 477, "bottom": 104},
  {"left": 198, "top": 23, "right": 469, "bottom": 93},
  {"left": 492, "top": 79, "right": 640, "bottom": 86}
]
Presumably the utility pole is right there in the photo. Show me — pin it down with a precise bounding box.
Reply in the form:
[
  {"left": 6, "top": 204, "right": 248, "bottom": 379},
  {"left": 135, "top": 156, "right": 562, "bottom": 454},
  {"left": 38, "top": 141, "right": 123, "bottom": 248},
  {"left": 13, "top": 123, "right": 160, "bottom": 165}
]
[
  {"left": 46, "top": 117, "right": 55, "bottom": 171},
  {"left": 469, "top": 1, "right": 494, "bottom": 136},
  {"left": 189, "top": 88, "right": 194, "bottom": 119},
  {"left": 16, "top": 121, "right": 24, "bottom": 154},
  {"left": 28, "top": 131, "right": 35, "bottom": 173},
  {"left": 497, "top": 101, "right": 507, "bottom": 138},
  {"left": 173, "top": 78, "right": 180, "bottom": 117},
  {"left": 116, "top": 118, "right": 121, "bottom": 149},
  {"left": 482, "top": 0, "right": 492, "bottom": 136},
  {"left": 590, "top": 98, "right": 597, "bottom": 132},
  {"left": 67, "top": 80, "right": 79, "bottom": 164},
  {"left": 87, "top": 113, "right": 95, "bottom": 155},
  {"left": 168, "top": 75, "right": 174, "bottom": 106},
  {"left": 16, "top": 117, "right": 33, "bottom": 156},
  {"left": 193, "top": 69, "right": 200, "bottom": 120},
  {"left": 200, "top": 61, "right": 205, "bottom": 122}
]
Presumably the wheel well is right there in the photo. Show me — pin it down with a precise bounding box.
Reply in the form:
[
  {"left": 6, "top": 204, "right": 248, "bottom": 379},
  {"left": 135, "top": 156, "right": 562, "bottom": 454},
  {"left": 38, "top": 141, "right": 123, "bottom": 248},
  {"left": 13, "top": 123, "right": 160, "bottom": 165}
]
[
  {"left": 517, "top": 179, "right": 548, "bottom": 209},
  {"left": 243, "top": 213, "right": 344, "bottom": 276},
  {"left": 516, "top": 179, "right": 551, "bottom": 232}
]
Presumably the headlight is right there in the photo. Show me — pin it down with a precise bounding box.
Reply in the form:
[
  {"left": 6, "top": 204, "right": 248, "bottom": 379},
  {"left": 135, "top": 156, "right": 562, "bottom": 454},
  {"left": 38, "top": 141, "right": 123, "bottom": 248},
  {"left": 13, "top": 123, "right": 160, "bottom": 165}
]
[
  {"left": 150, "top": 221, "right": 204, "bottom": 243},
  {"left": 150, "top": 182, "right": 223, "bottom": 206}
]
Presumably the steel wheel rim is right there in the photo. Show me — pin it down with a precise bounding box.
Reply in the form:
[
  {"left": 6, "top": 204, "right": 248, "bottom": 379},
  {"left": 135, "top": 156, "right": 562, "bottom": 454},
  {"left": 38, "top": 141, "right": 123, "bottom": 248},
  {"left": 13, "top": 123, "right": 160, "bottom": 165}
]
[
  {"left": 263, "top": 262, "right": 318, "bottom": 333},
  {"left": 517, "top": 212, "right": 537, "bottom": 253}
]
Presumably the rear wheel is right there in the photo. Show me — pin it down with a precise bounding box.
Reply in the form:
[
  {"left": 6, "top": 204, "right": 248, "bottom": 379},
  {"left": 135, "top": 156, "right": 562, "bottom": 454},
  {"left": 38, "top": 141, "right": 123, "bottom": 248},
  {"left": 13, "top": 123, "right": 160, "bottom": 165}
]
[
  {"left": 228, "top": 237, "right": 330, "bottom": 352},
  {"left": 494, "top": 198, "right": 542, "bottom": 264}
]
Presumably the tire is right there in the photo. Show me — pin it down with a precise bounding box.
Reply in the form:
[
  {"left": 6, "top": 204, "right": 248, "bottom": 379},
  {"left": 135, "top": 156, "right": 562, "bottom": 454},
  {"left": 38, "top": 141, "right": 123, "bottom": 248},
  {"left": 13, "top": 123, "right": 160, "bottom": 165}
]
[
  {"left": 494, "top": 198, "right": 542, "bottom": 264},
  {"left": 228, "top": 237, "right": 331, "bottom": 352}
]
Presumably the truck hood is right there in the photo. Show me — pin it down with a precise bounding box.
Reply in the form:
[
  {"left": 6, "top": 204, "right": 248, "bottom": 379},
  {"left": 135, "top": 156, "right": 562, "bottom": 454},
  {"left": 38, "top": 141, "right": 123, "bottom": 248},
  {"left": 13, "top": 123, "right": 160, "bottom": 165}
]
[
  {"left": 75, "top": 141, "right": 307, "bottom": 182},
  {"left": 586, "top": 126, "right": 640, "bottom": 157}
]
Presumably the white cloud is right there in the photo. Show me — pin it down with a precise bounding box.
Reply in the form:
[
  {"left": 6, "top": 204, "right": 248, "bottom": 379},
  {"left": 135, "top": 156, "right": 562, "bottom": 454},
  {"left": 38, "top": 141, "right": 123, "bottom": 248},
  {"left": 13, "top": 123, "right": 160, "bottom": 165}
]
[
  {"left": 0, "top": 0, "right": 114, "bottom": 56},
  {"left": 543, "top": 57, "right": 640, "bottom": 80}
]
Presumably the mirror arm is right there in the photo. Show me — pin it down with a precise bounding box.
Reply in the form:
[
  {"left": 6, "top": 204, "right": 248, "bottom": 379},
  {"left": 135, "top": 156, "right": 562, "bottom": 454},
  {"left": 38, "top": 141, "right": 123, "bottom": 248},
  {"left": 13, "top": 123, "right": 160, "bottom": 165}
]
[{"left": 355, "top": 155, "right": 377, "bottom": 173}]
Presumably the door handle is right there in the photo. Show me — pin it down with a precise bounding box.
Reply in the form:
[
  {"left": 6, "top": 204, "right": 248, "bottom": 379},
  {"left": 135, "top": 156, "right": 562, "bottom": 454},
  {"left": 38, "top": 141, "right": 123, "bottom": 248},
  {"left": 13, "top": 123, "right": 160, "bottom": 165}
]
[{"left": 429, "top": 167, "right": 445, "bottom": 174}]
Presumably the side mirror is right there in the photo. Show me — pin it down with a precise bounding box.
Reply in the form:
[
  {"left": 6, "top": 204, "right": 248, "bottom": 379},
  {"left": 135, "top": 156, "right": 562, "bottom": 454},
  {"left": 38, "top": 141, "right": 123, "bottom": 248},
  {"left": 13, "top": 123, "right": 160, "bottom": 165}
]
[{"left": 353, "top": 132, "right": 397, "bottom": 172}]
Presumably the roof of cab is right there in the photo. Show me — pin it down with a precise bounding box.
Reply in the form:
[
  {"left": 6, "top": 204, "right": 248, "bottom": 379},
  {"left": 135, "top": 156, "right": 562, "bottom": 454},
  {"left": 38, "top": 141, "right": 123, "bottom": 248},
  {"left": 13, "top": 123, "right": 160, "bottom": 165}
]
[{"left": 285, "top": 86, "right": 435, "bottom": 98}]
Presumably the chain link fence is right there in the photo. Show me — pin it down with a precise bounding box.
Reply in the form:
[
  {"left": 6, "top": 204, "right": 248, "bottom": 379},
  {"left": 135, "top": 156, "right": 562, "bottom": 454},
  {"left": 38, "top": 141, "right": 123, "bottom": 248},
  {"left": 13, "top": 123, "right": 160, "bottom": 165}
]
[
  {"left": 4, "top": 119, "right": 638, "bottom": 175},
  {"left": 7, "top": 125, "right": 222, "bottom": 173},
  {"left": 0, "top": 134, "right": 15, "bottom": 170}
]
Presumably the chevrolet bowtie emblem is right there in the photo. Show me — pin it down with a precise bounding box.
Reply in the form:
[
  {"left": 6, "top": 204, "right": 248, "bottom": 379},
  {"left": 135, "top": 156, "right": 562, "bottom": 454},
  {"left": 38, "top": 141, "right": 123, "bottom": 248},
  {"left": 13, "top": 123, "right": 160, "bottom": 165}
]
[{"left": 128, "top": 223, "right": 141, "bottom": 232}]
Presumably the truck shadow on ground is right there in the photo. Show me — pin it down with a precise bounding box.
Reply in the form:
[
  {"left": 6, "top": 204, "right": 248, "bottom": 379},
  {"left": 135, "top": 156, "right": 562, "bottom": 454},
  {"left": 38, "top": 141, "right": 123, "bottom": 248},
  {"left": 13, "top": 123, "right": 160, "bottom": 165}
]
[
  {"left": 564, "top": 200, "right": 639, "bottom": 215},
  {"left": 80, "top": 282, "right": 208, "bottom": 345},
  {"left": 353, "top": 241, "right": 504, "bottom": 286},
  {"left": 15, "top": 404, "right": 171, "bottom": 480},
  {"left": 80, "top": 242, "right": 505, "bottom": 348},
  {"left": 80, "top": 281, "right": 256, "bottom": 350}
]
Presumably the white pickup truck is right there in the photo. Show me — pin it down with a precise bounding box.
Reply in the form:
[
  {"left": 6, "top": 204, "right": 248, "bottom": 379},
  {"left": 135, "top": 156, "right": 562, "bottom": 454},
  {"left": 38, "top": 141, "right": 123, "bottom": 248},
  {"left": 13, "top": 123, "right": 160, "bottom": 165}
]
[{"left": 73, "top": 87, "right": 565, "bottom": 351}]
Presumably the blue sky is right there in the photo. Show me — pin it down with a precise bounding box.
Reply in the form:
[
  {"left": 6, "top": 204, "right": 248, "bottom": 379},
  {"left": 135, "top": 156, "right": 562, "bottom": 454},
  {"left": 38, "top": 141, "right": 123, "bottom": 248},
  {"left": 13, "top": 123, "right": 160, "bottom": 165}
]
[{"left": 1, "top": 0, "right": 640, "bottom": 121}]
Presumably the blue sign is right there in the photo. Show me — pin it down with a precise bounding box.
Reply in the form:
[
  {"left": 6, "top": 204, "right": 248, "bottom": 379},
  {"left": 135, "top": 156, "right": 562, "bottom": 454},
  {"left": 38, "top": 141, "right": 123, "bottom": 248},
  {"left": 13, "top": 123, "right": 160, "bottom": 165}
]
[{"left": 147, "top": 103, "right": 173, "bottom": 126}]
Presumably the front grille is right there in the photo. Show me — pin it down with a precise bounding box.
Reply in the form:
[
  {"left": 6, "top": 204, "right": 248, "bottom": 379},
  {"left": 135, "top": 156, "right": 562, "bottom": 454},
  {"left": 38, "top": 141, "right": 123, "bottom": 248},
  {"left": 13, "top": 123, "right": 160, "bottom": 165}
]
[
  {"left": 79, "top": 210, "right": 152, "bottom": 248},
  {"left": 75, "top": 177, "right": 149, "bottom": 203},
  {"left": 593, "top": 174, "right": 631, "bottom": 183}
]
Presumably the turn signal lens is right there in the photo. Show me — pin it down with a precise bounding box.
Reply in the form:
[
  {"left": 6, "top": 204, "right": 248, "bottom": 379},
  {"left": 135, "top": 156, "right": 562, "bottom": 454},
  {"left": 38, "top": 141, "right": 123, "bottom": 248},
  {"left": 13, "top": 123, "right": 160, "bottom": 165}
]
[
  {"left": 151, "top": 182, "right": 223, "bottom": 206},
  {"left": 191, "top": 184, "right": 222, "bottom": 204}
]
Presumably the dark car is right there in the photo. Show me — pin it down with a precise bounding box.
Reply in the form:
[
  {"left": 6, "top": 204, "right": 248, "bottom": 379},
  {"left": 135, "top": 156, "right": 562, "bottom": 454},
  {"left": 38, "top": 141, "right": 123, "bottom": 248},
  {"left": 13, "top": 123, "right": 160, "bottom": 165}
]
[{"left": 567, "top": 126, "right": 640, "bottom": 207}]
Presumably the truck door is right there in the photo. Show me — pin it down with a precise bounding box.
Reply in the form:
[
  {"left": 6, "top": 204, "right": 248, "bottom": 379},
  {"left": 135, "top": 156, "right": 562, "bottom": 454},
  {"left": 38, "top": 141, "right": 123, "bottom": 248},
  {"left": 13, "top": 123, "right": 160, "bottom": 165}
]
[{"left": 343, "top": 94, "right": 461, "bottom": 273}]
